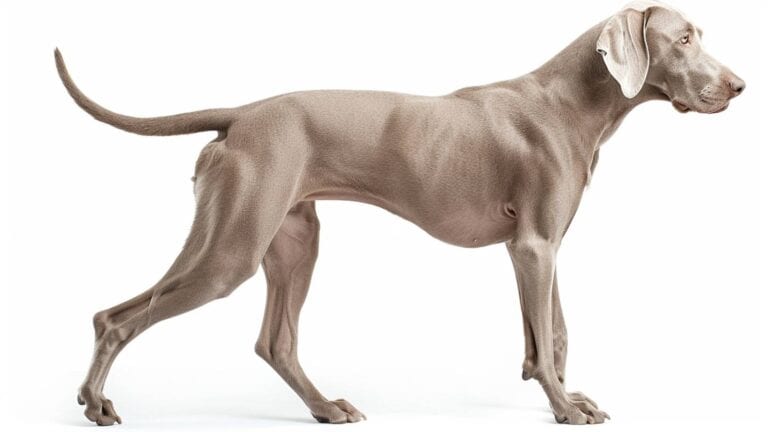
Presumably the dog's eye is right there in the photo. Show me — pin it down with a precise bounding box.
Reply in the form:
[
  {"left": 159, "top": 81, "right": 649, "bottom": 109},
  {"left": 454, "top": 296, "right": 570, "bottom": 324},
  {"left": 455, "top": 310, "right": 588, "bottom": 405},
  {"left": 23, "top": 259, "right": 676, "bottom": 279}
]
[{"left": 680, "top": 34, "right": 690, "bottom": 44}]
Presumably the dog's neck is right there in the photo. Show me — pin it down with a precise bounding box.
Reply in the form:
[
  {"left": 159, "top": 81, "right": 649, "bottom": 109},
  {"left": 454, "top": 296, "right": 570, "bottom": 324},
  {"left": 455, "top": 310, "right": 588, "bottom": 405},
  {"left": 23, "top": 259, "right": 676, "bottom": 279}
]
[{"left": 520, "top": 21, "right": 665, "bottom": 154}]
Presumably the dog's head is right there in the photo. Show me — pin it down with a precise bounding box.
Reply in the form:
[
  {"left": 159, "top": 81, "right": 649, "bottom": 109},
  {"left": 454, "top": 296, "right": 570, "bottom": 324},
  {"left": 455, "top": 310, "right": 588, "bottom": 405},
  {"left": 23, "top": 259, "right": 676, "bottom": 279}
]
[{"left": 596, "top": 1, "right": 744, "bottom": 113}]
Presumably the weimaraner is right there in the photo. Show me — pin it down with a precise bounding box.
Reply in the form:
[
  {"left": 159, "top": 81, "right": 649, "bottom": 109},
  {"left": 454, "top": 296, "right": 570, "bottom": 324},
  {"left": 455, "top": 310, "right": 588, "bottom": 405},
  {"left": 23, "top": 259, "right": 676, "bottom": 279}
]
[{"left": 57, "top": 0, "right": 744, "bottom": 426}]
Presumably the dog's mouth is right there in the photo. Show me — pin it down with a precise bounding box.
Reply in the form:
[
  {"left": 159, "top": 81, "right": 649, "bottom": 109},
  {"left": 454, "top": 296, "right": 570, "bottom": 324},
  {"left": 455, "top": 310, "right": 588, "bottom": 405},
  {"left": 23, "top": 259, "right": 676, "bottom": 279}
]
[
  {"left": 709, "top": 102, "right": 729, "bottom": 114},
  {"left": 672, "top": 100, "right": 690, "bottom": 113},
  {"left": 672, "top": 98, "right": 729, "bottom": 114},
  {"left": 699, "top": 96, "right": 730, "bottom": 114}
]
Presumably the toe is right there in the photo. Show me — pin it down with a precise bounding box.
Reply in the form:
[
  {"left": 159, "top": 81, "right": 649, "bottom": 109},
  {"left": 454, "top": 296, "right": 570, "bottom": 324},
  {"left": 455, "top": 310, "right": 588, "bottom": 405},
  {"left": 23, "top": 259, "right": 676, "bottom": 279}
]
[
  {"left": 96, "top": 415, "right": 117, "bottom": 426},
  {"left": 311, "top": 413, "right": 330, "bottom": 423},
  {"left": 102, "top": 399, "right": 114, "bottom": 414},
  {"left": 568, "top": 391, "right": 598, "bottom": 408},
  {"left": 310, "top": 402, "right": 348, "bottom": 424},
  {"left": 555, "top": 409, "right": 588, "bottom": 425},
  {"left": 570, "top": 411, "right": 589, "bottom": 425},
  {"left": 311, "top": 398, "right": 366, "bottom": 423},
  {"left": 332, "top": 399, "right": 366, "bottom": 421},
  {"left": 81, "top": 394, "right": 122, "bottom": 426},
  {"left": 571, "top": 398, "right": 609, "bottom": 424}
]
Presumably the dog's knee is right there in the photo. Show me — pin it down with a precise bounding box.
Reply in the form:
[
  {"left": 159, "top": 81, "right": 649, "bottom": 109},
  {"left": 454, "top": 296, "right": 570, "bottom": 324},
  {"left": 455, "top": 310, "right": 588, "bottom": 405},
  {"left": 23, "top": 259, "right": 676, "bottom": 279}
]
[
  {"left": 199, "top": 256, "right": 260, "bottom": 300},
  {"left": 92, "top": 310, "right": 111, "bottom": 339},
  {"left": 216, "top": 266, "right": 258, "bottom": 299}
]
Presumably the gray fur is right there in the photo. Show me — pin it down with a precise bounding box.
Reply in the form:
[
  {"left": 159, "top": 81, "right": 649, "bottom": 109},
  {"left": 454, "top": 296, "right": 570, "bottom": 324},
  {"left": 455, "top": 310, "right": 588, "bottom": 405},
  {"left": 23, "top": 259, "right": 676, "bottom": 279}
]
[{"left": 58, "top": 1, "right": 744, "bottom": 426}]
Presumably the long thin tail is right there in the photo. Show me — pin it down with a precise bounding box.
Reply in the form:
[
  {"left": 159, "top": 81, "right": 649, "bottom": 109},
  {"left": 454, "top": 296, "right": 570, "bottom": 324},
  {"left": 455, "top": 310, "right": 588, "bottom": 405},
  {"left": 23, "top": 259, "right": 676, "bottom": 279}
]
[{"left": 54, "top": 48, "right": 234, "bottom": 136}]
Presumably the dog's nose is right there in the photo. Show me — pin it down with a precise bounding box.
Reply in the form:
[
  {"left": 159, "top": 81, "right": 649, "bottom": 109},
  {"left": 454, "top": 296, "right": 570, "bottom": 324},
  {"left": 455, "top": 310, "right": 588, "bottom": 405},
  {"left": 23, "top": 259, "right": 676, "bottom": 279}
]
[{"left": 728, "top": 75, "right": 745, "bottom": 96}]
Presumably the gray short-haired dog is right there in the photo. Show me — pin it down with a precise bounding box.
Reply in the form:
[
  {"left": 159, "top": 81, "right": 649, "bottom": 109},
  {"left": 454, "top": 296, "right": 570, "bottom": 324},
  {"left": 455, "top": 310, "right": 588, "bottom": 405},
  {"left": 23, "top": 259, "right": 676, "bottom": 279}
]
[{"left": 57, "top": 1, "right": 744, "bottom": 426}]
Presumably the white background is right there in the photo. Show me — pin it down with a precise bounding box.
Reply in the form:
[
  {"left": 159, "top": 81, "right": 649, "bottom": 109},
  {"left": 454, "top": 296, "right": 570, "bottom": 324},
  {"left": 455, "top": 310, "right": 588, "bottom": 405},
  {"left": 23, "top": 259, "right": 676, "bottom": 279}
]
[{"left": 1, "top": 1, "right": 766, "bottom": 431}]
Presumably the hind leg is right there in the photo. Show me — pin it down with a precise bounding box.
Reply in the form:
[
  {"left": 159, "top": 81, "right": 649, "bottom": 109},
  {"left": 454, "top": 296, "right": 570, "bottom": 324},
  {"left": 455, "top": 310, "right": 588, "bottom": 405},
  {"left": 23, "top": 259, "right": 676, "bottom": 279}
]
[
  {"left": 77, "top": 147, "right": 302, "bottom": 425},
  {"left": 256, "top": 201, "right": 365, "bottom": 423}
]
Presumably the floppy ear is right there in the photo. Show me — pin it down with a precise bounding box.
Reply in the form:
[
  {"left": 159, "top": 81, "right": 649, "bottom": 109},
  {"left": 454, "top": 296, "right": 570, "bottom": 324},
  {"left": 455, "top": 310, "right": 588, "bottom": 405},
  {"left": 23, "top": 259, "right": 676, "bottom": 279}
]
[{"left": 596, "top": 8, "right": 650, "bottom": 98}]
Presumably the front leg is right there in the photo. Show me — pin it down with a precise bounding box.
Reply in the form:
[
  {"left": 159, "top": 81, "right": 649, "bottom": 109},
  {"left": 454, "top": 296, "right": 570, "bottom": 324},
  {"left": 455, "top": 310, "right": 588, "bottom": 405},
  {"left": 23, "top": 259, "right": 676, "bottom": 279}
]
[
  {"left": 506, "top": 240, "right": 609, "bottom": 424},
  {"left": 521, "top": 269, "right": 568, "bottom": 384}
]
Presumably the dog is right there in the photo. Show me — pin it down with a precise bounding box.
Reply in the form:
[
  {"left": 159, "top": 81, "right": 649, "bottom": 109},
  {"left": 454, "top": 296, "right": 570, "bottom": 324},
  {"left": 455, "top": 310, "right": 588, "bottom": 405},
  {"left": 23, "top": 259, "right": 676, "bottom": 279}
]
[{"left": 57, "top": 0, "right": 744, "bottom": 425}]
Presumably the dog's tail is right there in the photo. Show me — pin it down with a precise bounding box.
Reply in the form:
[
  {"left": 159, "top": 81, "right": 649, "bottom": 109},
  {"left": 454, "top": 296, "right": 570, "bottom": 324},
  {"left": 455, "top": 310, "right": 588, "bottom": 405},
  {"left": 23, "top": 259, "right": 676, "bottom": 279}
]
[{"left": 54, "top": 48, "right": 234, "bottom": 136}]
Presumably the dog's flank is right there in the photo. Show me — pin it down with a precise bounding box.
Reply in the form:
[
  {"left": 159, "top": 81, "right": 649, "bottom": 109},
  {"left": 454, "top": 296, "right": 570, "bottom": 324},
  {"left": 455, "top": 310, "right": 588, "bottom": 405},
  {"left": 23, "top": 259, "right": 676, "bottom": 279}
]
[{"left": 54, "top": 48, "right": 233, "bottom": 137}]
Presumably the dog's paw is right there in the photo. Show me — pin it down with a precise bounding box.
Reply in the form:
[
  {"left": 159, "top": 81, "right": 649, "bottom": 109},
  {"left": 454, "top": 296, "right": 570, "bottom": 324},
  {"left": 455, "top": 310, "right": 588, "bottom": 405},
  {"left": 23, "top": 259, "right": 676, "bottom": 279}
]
[
  {"left": 78, "top": 388, "right": 122, "bottom": 426},
  {"left": 310, "top": 398, "right": 366, "bottom": 424},
  {"left": 551, "top": 392, "right": 609, "bottom": 425}
]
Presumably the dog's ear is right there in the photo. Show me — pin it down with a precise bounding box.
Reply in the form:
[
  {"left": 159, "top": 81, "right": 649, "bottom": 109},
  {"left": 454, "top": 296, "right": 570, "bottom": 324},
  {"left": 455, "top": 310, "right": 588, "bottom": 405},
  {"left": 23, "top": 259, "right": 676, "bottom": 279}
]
[{"left": 596, "top": 8, "right": 650, "bottom": 98}]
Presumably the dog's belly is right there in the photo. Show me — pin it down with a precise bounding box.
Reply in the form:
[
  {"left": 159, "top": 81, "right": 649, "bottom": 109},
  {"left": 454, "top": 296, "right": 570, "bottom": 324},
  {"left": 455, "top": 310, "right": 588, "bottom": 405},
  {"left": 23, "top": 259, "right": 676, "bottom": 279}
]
[{"left": 302, "top": 187, "right": 517, "bottom": 248}]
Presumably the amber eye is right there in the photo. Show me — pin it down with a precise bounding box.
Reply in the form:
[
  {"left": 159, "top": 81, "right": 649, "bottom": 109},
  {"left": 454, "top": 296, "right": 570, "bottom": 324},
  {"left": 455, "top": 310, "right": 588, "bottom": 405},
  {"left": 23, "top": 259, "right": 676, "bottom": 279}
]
[{"left": 680, "top": 34, "right": 690, "bottom": 44}]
